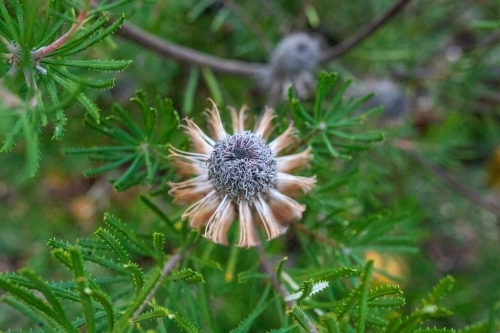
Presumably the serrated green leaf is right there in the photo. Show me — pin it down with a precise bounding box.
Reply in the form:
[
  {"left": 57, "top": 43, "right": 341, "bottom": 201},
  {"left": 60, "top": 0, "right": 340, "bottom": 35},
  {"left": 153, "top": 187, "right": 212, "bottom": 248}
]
[
  {"left": 50, "top": 66, "right": 116, "bottom": 89},
  {"left": 56, "top": 15, "right": 126, "bottom": 57},
  {"left": 90, "top": 289, "right": 115, "bottom": 332},
  {"left": 132, "top": 307, "right": 169, "bottom": 322},
  {"left": 287, "top": 305, "right": 313, "bottom": 332},
  {"left": 20, "top": 269, "right": 75, "bottom": 332},
  {"left": 95, "top": 227, "right": 130, "bottom": 263},
  {"left": 41, "top": 58, "right": 132, "bottom": 71},
  {"left": 1, "top": 296, "right": 62, "bottom": 333},
  {"left": 153, "top": 232, "right": 166, "bottom": 264},
  {"left": 357, "top": 260, "right": 374, "bottom": 333},
  {"left": 125, "top": 261, "right": 145, "bottom": 294},
  {"left": 165, "top": 268, "right": 204, "bottom": 283},
  {"left": 69, "top": 247, "right": 95, "bottom": 333},
  {"left": 104, "top": 213, "right": 154, "bottom": 257}
]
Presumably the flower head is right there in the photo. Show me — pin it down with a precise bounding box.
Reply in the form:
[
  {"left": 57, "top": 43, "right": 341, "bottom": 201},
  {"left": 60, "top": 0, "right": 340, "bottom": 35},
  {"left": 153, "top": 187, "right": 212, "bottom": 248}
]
[
  {"left": 168, "top": 101, "right": 315, "bottom": 248},
  {"left": 261, "top": 33, "right": 321, "bottom": 105}
]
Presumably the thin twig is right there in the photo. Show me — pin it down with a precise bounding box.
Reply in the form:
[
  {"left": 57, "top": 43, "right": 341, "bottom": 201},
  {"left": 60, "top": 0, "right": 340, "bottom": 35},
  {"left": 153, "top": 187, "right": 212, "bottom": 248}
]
[
  {"left": 115, "top": 22, "right": 264, "bottom": 76},
  {"left": 319, "top": 0, "right": 413, "bottom": 63},
  {"left": 132, "top": 243, "right": 195, "bottom": 319},
  {"left": 113, "top": 0, "right": 413, "bottom": 77},
  {"left": 33, "top": 11, "right": 87, "bottom": 59},
  {"left": 256, "top": 244, "right": 319, "bottom": 333},
  {"left": 395, "top": 138, "right": 500, "bottom": 216}
]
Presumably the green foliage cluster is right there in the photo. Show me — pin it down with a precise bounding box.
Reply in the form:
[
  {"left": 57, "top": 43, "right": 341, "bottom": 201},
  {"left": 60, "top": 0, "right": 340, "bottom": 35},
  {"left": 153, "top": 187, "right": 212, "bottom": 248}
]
[{"left": 1, "top": 0, "right": 500, "bottom": 332}]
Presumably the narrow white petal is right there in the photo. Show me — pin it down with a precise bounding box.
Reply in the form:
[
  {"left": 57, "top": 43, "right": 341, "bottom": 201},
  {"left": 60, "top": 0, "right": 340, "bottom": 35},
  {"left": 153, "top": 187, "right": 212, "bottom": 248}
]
[
  {"left": 275, "top": 172, "right": 316, "bottom": 197},
  {"left": 181, "top": 191, "right": 220, "bottom": 229},
  {"left": 205, "top": 99, "right": 227, "bottom": 141},
  {"left": 254, "top": 194, "right": 287, "bottom": 240},
  {"left": 204, "top": 195, "right": 236, "bottom": 245},
  {"left": 230, "top": 105, "right": 247, "bottom": 134},
  {"left": 268, "top": 188, "right": 305, "bottom": 223},
  {"left": 254, "top": 106, "right": 276, "bottom": 140},
  {"left": 276, "top": 147, "right": 313, "bottom": 173},
  {"left": 268, "top": 124, "right": 297, "bottom": 155},
  {"left": 181, "top": 118, "right": 214, "bottom": 154},
  {"left": 237, "top": 201, "right": 259, "bottom": 248},
  {"left": 168, "top": 175, "right": 212, "bottom": 205}
]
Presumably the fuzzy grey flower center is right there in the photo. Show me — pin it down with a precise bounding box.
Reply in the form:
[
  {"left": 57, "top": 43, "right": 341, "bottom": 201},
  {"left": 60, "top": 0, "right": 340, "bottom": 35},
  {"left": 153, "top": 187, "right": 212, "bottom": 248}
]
[{"left": 207, "top": 131, "right": 277, "bottom": 203}]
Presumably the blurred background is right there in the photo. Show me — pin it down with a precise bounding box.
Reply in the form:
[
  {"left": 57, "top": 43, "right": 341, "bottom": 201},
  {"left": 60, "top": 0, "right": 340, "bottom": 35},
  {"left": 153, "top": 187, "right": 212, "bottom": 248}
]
[{"left": 1, "top": 0, "right": 500, "bottom": 328}]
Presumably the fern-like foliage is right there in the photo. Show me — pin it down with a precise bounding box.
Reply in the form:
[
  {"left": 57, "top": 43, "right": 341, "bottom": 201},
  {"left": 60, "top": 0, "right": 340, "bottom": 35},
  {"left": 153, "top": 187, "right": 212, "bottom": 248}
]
[
  {"left": 0, "top": 0, "right": 131, "bottom": 176},
  {"left": 64, "top": 91, "right": 179, "bottom": 191},
  {"left": 0, "top": 213, "right": 202, "bottom": 333}
]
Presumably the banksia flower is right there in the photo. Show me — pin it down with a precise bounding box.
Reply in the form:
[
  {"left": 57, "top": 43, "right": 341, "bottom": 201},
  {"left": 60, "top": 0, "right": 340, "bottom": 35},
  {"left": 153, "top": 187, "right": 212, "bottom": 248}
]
[
  {"left": 168, "top": 102, "right": 315, "bottom": 248},
  {"left": 261, "top": 33, "right": 321, "bottom": 105}
]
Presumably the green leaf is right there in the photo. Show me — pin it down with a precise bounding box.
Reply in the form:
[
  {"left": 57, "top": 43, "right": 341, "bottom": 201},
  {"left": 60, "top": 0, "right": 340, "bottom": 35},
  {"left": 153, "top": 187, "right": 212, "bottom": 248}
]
[
  {"left": 287, "top": 305, "right": 313, "bottom": 332},
  {"left": 424, "top": 275, "right": 455, "bottom": 305},
  {"left": 319, "top": 313, "right": 341, "bottom": 333},
  {"left": 69, "top": 247, "right": 96, "bottom": 333},
  {"left": 132, "top": 307, "right": 169, "bottom": 322},
  {"left": 20, "top": 269, "right": 75, "bottom": 332},
  {"left": 153, "top": 232, "right": 166, "bottom": 264},
  {"left": 357, "top": 260, "right": 374, "bottom": 333},
  {"left": 104, "top": 213, "right": 154, "bottom": 257},
  {"left": 90, "top": 290, "right": 115, "bottom": 332},
  {"left": 183, "top": 67, "right": 200, "bottom": 115},
  {"left": 56, "top": 15, "right": 126, "bottom": 57},
  {"left": 314, "top": 71, "right": 337, "bottom": 121},
  {"left": 83, "top": 154, "right": 135, "bottom": 177},
  {"left": 95, "top": 227, "right": 130, "bottom": 263},
  {"left": 165, "top": 268, "right": 204, "bottom": 283},
  {"left": 140, "top": 195, "right": 179, "bottom": 238},
  {"left": 230, "top": 289, "right": 272, "bottom": 333},
  {"left": 2, "top": 296, "right": 61, "bottom": 333},
  {"left": 202, "top": 67, "right": 223, "bottom": 104},
  {"left": 50, "top": 66, "right": 116, "bottom": 90},
  {"left": 41, "top": 58, "right": 132, "bottom": 71},
  {"left": 125, "top": 262, "right": 145, "bottom": 294}
]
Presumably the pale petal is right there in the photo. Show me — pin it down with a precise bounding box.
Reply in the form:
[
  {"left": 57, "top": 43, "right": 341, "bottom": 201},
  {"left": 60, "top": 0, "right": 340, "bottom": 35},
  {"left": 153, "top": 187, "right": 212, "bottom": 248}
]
[
  {"left": 254, "top": 106, "right": 276, "bottom": 140},
  {"left": 168, "top": 145, "right": 209, "bottom": 162},
  {"left": 205, "top": 99, "right": 227, "bottom": 141},
  {"left": 268, "top": 124, "right": 297, "bottom": 155},
  {"left": 254, "top": 194, "right": 287, "bottom": 240},
  {"left": 170, "top": 158, "right": 206, "bottom": 176},
  {"left": 181, "top": 118, "right": 215, "bottom": 154},
  {"left": 168, "top": 175, "right": 212, "bottom": 205},
  {"left": 237, "top": 200, "right": 259, "bottom": 248},
  {"left": 204, "top": 195, "right": 236, "bottom": 245},
  {"left": 275, "top": 172, "right": 316, "bottom": 197},
  {"left": 229, "top": 105, "right": 247, "bottom": 134},
  {"left": 276, "top": 147, "right": 313, "bottom": 173},
  {"left": 268, "top": 188, "right": 305, "bottom": 223},
  {"left": 181, "top": 191, "right": 220, "bottom": 229}
]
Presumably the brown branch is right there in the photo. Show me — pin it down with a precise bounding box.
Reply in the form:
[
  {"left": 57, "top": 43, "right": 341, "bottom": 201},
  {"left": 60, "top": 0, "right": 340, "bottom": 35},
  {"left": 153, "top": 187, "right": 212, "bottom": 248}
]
[
  {"left": 112, "top": 0, "right": 413, "bottom": 77},
  {"left": 319, "top": 0, "right": 413, "bottom": 63},
  {"left": 115, "top": 22, "right": 264, "bottom": 76},
  {"left": 395, "top": 139, "right": 500, "bottom": 216},
  {"left": 33, "top": 11, "right": 88, "bottom": 59},
  {"left": 256, "top": 244, "right": 319, "bottom": 333}
]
